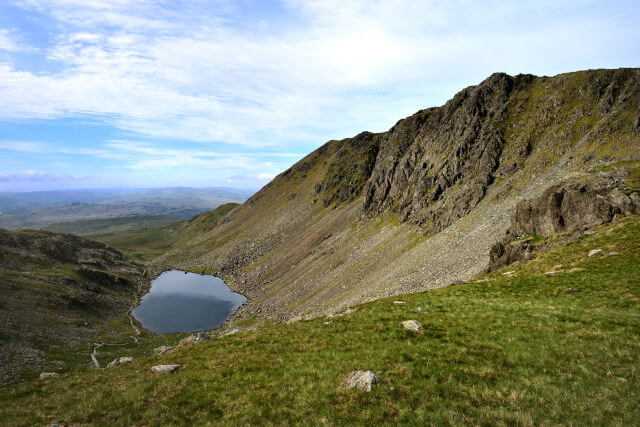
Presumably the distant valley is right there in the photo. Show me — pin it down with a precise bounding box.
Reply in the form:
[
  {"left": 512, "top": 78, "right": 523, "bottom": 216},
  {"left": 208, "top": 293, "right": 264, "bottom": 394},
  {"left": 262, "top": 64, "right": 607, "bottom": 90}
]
[{"left": 0, "top": 187, "right": 253, "bottom": 231}]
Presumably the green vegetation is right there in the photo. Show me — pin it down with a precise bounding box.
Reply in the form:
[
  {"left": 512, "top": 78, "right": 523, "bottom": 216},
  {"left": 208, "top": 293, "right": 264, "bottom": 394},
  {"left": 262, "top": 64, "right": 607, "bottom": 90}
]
[
  {"left": 1, "top": 215, "right": 638, "bottom": 425},
  {"left": 90, "top": 204, "right": 239, "bottom": 262},
  {"left": 44, "top": 215, "right": 180, "bottom": 236}
]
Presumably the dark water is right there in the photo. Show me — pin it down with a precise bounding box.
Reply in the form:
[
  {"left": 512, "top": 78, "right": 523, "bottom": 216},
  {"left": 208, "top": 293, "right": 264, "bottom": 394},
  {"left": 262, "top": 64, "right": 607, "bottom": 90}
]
[{"left": 132, "top": 270, "right": 246, "bottom": 334}]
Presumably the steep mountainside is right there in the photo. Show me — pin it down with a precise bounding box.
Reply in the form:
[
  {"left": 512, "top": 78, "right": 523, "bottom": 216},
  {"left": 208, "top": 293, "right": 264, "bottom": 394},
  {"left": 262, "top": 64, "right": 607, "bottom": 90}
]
[
  {"left": 155, "top": 68, "right": 640, "bottom": 321},
  {"left": 0, "top": 229, "right": 149, "bottom": 382}
]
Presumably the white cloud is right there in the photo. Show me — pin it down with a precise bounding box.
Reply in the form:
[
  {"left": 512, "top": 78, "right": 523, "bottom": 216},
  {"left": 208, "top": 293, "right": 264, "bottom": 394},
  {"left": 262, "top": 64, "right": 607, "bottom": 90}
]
[
  {"left": 0, "top": 141, "right": 48, "bottom": 152},
  {"left": 1, "top": 0, "right": 639, "bottom": 152}
]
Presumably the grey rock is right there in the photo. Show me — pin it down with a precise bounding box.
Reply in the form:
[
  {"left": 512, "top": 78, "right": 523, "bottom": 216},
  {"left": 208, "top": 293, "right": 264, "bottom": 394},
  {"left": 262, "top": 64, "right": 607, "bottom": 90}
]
[
  {"left": 342, "top": 370, "right": 380, "bottom": 392},
  {"left": 179, "top": 332, "right": 210, "bottom": 346},
  {"left": 221, "top": 328, "right": 241, "bottom": 337},
  {"left": 287, "top": 316, "right": 302, "bottom": 324},
  {"left": 106, "top": 357, "right": 133, "bottom": 368},
  {"left": 153, "top": 345, "right": 176, "bottom": 355},
  {"left": 510, "top": 172, "right": 638, "bottom": 237},
  {"left": 151, "top": 364, "right": 181, "bottom": 373},
  {"left": 588, "top": 249, "right": 603, "bottom": 257},
  {"left": 39, "top": 372, "right": 59, "bottom": 380},
  {"left": 401, "top": 320, "right": 423, "bottom": 333}
]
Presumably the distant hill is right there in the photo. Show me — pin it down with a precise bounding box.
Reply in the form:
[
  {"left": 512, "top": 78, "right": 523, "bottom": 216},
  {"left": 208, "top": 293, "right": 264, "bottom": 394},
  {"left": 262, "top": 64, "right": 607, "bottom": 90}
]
[{"left": 0, "top": 187, "right": 253, "bottom": 229}]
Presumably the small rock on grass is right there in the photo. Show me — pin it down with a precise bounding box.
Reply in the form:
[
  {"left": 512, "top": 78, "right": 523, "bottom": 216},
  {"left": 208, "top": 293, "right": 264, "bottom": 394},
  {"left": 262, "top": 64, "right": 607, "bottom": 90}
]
[
  {"left": 564, "top": 287, "right": 581, "bottom": 294},
  {"left": 502, "top": 271, "right": 516, "bottom": 276},
  {"left": 588, "top": 249, "right": 603, "bottom": 257},
  {"left": 393, "top": 301, "right": 406, "bottom": 305},
  {"left": 221, "top": 328, "right": 241, "bottom": 337},
  {"left": 39, "top": 372, "right": 59, "bottom": 380},
  {"left": 402, "top": 320, "right": 423, "bottom": 333},
  {"left": 179, "top": 332, "right": 210, "bottom": 346},
  {"left": 107, "top": 357, "right": 133, "bottom": 368},
  {"left": 153, "top": 345, "right": 176, "bottom": 355},
  {"left": 151, "top": 364, "right": 181, "bottom": 373},
  {"left": 287, "top": 316, "right": 302, "bottom": 324},
  {"left": 342, "top": 370, "right": 380, "bottom": 392}
]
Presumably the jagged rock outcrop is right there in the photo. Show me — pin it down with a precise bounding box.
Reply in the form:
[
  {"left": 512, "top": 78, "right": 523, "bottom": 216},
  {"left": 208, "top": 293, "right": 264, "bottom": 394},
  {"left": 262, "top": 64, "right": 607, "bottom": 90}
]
[
  {"left": 362, "top": 69, "right": 640, "bottom": 234},
  {"left": 510, "top": 171, "right": 639, "bottom": 237},
  {"left": 488, "top": 171, "right": 639, "bottom": 271}
]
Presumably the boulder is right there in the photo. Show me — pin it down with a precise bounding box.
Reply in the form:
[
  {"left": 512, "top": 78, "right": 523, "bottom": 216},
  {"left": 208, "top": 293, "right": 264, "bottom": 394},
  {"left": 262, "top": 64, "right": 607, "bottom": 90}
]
[
  {"left": 106, "top": 357, "right": 133, "bottom": 368},
  {"left": 401, "top": 320, "right": 423, "bottom": 333},
  {"left": 39, "top": 372, "right": 59, "bottom": 380},
  {"left": 151, "top": 364, "right": 181, "bottom": 373},
  {"left": 342, "top": 370, "right": 380, "bottom": 392}
]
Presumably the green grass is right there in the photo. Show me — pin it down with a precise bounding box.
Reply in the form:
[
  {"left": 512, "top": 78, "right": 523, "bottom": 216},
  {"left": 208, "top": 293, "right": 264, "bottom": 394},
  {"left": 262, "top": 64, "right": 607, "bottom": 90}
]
[
  {"left": 92, "top": 203, "right": 239, "bottom": 262},
  {"left": 44, "top": 215, "right": 181, "bottom": 236},
  {"left": 1, "top": 215, "right": 638, "bottom": 425}
]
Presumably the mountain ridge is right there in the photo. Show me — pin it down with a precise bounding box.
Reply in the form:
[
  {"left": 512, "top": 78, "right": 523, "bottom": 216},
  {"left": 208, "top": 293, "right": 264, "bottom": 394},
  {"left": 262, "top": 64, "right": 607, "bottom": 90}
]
[{"left": 152, "top": 68, "right": 640, "bottom": 321}]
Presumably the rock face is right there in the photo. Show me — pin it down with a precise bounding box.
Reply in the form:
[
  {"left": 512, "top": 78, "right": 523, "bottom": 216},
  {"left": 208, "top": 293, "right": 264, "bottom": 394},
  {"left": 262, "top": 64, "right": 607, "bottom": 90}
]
[
  {"left": 363, "top": 73, "right": 530, "bottom": 233},
  {"left": 342, "top": 370, "right": 380, "bottom": 392},
  {"left": 509, "top": 172, "right": 639, "bottom": 237},
  {"left": 151, "top": 364, "right": 181, "bottom": 373},
  {"left": 488, "top": 171, "right": 639, "bottom": 271}
]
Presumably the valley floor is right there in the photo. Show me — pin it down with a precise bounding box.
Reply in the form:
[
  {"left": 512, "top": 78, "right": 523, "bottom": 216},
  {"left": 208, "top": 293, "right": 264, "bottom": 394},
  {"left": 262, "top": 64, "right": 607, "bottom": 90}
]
[{"left": 0, "top": 215, "right": 638, "bottom": 425}]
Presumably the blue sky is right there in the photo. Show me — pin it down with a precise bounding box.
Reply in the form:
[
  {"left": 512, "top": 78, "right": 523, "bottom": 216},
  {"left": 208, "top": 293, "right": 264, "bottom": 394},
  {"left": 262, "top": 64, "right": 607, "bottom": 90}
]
[{"left": 1, "top": 0, "right": 639, "bottom": 191}]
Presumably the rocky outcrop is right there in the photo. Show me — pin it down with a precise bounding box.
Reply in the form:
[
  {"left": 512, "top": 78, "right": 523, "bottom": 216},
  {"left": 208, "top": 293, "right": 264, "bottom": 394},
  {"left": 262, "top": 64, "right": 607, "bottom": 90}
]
[
  {"left": 0, "top": 228, "right": 147, "bottom": 383},
  {"left": 363, "top": 73, "right": 529, "bottom": 233},
  {"left": 106, "top": 357, "right": 133, "bottom": 368},
  {"left": 488, "top": 171, "right": 639, "bottom": 271},
  {"left": 509, "top": 171, "right": 639, "bottom": 237}
]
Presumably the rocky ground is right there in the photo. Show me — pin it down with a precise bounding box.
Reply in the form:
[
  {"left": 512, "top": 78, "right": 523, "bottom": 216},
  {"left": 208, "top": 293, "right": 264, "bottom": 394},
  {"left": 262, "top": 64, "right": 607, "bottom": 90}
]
[{"left": 0, "top": 229, "right": 150, "bottom": 383}]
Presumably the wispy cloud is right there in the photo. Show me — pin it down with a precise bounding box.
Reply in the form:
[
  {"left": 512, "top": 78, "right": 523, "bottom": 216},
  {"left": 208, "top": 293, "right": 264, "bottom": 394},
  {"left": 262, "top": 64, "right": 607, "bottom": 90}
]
[
  {"left": 0, "top": 169, "right": 88, "bottom": 182},
  {"left": 2, "top": 0, "right": 637, "bottom": 149},
  {"left": 0, "top": 0, "right": 638, "bottom": 190},
  {"left": 0, "top": 141, "right": 48, "bottom": 152}
]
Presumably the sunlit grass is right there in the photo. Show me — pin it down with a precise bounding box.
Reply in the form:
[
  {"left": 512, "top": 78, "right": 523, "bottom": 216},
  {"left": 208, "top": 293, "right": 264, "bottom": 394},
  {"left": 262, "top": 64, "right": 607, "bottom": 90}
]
[{"left": 1, "top": 215, "right": 638, "bottom": 425}]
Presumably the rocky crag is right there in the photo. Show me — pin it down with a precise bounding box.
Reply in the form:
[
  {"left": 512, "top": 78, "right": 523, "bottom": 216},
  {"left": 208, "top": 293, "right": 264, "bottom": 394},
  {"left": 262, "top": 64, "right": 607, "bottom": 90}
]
[
  {"left": 154, "top": 68, "right": 640, "bottom": 321},
  {"left": 0, "top": 229, "right": 148, "bottom": 382}
]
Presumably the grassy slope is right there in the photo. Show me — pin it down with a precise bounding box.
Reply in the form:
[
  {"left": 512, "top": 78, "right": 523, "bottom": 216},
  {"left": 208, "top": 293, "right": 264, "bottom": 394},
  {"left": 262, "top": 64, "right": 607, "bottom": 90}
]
[
  {"left": 89, "top": 204, "right": 239, "bottom": 262},
  {"left": 1, "top": 215, "right": 638, "bottom": 425},
  {"left": 43, "top": 215, "right": 181, "bottom": 236}
]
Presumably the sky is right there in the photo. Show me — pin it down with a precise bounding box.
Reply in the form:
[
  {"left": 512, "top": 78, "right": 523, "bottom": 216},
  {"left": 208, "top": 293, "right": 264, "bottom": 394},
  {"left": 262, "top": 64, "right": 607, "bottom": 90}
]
[{"left": 0, "top": 0, "right": 638, "bottom": 192}]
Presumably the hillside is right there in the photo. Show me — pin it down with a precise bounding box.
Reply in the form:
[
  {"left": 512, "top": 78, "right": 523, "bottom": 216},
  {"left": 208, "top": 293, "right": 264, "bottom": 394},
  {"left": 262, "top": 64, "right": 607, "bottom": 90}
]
[
  {"left": 154, "top": 68, "right": 640, "bottom": 321},
  {"left": 0, "top": 229, "right": 156, "bottom": 383},
  {"left": 2, "top": 215, "right": 638, "bottom": 425}
]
